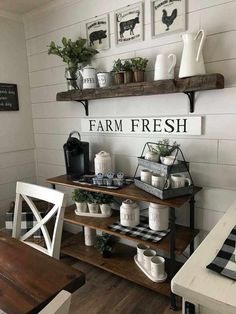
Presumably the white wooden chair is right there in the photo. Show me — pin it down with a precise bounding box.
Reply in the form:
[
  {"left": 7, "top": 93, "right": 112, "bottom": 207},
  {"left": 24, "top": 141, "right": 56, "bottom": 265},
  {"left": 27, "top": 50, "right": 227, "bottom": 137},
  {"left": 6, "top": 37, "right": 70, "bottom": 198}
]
[
  {"left": 39, "top": 290, "right": 71, "bottom": 314},
  {"left": 12, "top": 181, "right": 65, "bottom": 259}
]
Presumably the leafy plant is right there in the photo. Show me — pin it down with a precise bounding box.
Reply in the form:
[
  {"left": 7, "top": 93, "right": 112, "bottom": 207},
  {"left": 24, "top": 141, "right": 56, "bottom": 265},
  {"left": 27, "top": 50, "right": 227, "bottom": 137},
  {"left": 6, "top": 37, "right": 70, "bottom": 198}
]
[
  {"left": 131, "top": 57, "right": 148, "bottom": 71},
  {"left": 112, "top": 59, "right": 124, "bottom": 72},
  {"left": 123, "top": 60, "right": 132, "bottom": 72},
  {"left": 48, "top": 37, "right": 98, "bottom": 76},
  {"left": 150, "top": 139, "right": 180, "bottom": 157},
  {"left": 87, "top": 192, "right": 113, "bottom": 204},
  {"left": 95, "top": 232, "right": 117, "bottom": 257},
  {"left": 72, "top": 189, "right": 88, "bottom": 203},
  {"left": 98, "top": 193, "right": 114, "bottom": 204}
]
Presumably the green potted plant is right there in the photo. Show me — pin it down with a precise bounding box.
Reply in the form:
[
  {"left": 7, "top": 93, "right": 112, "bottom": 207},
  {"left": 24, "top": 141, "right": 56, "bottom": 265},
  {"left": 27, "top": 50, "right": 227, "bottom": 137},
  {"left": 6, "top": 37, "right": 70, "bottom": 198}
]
[
  {"left": 72, "top": 189, "right": 88, "bottom": 213},
  {"left": 112, "top": 58, "right": 124, "bottom": 85},
  {"left": 97, "top": 193, "right": 113, "bottom": 216},
  {"left": 123, "top": 60, "right": 133, "bottom": 84},
  {"left": 87, "top": 192, "right": 101, "bottom": 214},
  {"left": 150, "top": 139, "right": 180, "bottom": 164},
  {"left": 95, "top": 232, "right": 117, "bottom": 258},
  {"left": 131, "top": 57, "right": 148, "bottom": 83},
  {"left": 48, "top": 37, "right": 98, "bottom": 90}
]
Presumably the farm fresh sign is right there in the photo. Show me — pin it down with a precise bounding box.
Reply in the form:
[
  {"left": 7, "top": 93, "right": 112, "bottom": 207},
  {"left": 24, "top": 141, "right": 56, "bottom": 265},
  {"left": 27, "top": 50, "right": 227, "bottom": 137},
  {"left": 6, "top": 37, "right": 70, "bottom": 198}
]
[{"left": 81, "top": 116, "right": 202, "bottom": 135}]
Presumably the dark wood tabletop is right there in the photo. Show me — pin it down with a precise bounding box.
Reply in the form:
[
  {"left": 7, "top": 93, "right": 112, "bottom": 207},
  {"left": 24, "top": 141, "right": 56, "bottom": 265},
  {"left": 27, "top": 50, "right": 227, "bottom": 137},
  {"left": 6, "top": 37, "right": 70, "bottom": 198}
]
[{"left": 0, "top": 231, "right": 85, "bottom": 314}]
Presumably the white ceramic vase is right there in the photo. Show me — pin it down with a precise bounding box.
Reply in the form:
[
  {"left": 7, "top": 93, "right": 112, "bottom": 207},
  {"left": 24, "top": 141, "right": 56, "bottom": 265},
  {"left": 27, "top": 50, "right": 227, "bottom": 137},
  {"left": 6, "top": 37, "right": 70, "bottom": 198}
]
[
  {"left": 88, "top": 203, "right": 99, "bottom": 214},
  {"left": 120, "top": 199, "right": 140, "bottom": 227},
  {"left": 149, "top": 203, "right": 169, "bottom": 231},
  {"left": 100, "top": 203, "right": 111, "bottom": 215},
  {"left": 75, "top": 202, "right": 87, "bottom": 213}
]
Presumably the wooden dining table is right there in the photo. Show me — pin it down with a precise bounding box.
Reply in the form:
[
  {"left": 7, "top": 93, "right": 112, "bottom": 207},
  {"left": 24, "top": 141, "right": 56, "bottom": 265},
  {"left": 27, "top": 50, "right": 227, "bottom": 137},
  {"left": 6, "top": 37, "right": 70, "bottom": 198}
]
[{"left": 0, "top": 231, "right": 85, "bottom": 314}]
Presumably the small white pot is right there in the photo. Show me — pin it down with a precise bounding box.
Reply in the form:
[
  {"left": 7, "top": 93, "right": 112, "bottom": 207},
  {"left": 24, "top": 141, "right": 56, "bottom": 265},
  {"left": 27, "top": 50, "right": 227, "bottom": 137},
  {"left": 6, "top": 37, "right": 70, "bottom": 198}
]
[
  {"left": 75, "top": 202, "right": 87, "bottom": 213},
  {"left": 88, "top": 203, "right": 99, "bottom": 214},
  {"left": 84, "top": 226, "right": 96, "bottom": 246},
  {"left": 100, "top": 203, "right": 111, "bottom": 215}
]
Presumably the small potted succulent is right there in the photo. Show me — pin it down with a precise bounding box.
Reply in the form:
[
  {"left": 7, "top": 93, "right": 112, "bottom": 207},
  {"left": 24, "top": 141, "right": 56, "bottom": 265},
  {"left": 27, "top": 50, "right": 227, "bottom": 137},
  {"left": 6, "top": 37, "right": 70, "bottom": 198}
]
[
  {"left": 72, "top": 189, "right": 88, "bottom": 213},
  {"left": 48, "top": 37, "right": 98, "bottom": 90},
  {"left": 150, "top": 139, "right": 180, "bottom": 165},
  {"left": 95, "top": 232, "right": 117, "bottom": 258},
  {"left": 131, "top": 57, "right": 148, "bottom": 83},
  {"left": 98, "top": 193, "right": 113, "bottom": 216},
  {"left": 112, "top": 58, "right": 124, "bottom": 85},
  {"left": 123, "top": 60, "right": 133, "bottom": 84},
  {"left": 87, "top": 192, "right": 101, "bottom": 214}
]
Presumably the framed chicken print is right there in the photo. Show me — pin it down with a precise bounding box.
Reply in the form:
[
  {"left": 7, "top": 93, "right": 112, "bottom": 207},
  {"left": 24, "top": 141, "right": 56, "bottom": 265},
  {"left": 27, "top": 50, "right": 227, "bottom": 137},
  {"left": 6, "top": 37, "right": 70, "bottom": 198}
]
[
  {"left": 114, "top": 2, "right": 144, "bottom": 46},
  {"left": 86, "top": 14, "right": 110, "bottom": 50},
  {"left": 151, "top": 0, "right": 186, "bottom": 37}
]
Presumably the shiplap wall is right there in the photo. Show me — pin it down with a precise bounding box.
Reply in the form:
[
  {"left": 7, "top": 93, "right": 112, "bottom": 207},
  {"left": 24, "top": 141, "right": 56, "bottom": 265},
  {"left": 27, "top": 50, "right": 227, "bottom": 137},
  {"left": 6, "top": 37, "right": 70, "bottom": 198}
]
[
  {"left": 24, "top": 0, "right": 236, "bottom": 233},
  {"left": 0, "top": 13, "right": 35, "bottom": 226}
]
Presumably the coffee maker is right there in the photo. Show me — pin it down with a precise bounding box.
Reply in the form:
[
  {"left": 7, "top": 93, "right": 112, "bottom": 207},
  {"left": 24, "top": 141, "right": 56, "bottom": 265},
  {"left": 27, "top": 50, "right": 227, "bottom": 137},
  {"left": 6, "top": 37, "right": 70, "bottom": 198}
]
[{"left": 63, "top": 131, "right": 89, "bottom": 178}]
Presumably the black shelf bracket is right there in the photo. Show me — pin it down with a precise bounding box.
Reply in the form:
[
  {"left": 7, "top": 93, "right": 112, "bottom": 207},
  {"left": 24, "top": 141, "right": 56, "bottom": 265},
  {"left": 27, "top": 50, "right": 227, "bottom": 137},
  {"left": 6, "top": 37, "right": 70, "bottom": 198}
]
[
  {"left": 184, "top": 91, "right": 195, "bottom": 113},
  {"left": 76, "top": 100, "right": 89, "bottom": 116}
]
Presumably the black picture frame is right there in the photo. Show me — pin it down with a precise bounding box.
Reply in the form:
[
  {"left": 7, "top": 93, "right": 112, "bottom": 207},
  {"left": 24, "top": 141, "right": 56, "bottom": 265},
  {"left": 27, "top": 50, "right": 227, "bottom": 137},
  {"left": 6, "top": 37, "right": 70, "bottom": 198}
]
[{"left": 0, "top": 83, "right": 19, "bottom": 111}]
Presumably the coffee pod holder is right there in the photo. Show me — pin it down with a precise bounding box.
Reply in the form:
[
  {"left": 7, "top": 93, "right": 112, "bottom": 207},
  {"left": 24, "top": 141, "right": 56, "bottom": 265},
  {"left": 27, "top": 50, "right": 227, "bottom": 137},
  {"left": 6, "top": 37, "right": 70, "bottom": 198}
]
[
  {"left": 134, "top": 141, "right": 194, "bottom": 199},
  {"left": 134, "top": 255, "right": 167, "bottom": 283}
]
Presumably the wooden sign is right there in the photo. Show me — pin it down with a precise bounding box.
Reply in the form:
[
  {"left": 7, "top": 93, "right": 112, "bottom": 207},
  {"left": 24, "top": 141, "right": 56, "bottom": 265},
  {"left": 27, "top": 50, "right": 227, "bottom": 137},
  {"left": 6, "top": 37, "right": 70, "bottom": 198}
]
[
  {"left": 81, "top": 116, "right": 202, "bottom": 135},
  {"left": 0, "top": 83, "right": 19, "bottom": 111}
]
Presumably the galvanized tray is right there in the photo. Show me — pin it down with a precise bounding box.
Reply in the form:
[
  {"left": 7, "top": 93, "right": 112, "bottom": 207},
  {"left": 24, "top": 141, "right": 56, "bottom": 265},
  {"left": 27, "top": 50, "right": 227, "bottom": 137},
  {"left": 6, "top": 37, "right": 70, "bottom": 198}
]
[
  {"left": 137, "top": 157, "right": 189, "bottom": 175},
  {"left": 134, "top": 178, "right": 194, "bottom": 199}
]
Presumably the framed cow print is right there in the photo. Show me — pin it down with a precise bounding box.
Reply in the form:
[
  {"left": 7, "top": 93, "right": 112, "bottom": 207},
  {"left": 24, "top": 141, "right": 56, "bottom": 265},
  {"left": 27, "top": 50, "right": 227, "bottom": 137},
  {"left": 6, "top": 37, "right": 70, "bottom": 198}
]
[
  {"left": 86, "top": 14, "right": 110, "bottom": 50},
  {"left": 114, "top": 2, "right": 144, "bottom": 46},
  {"left": 151, "top": 0, "right": 186, "bottom": 37}
]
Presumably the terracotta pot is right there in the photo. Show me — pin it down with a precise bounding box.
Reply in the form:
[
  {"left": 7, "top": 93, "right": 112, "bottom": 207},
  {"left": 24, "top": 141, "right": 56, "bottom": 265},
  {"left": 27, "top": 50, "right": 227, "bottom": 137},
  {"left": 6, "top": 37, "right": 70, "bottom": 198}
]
[
  {"left": 124, "top": 71, "right": 133, "bottom": 84},
  {"left": 133, "top": 70, "right": 145, "bottom": 83},
  {"left": 114, "top": 72, "right": 124, "bottom": 85}
]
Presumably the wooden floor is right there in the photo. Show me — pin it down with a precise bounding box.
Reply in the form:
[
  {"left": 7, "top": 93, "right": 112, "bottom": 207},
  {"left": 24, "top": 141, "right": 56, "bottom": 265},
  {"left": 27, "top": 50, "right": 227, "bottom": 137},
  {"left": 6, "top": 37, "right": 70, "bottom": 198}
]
[{"left": 62, "top": 257, "right": 182, "bottom": 314}]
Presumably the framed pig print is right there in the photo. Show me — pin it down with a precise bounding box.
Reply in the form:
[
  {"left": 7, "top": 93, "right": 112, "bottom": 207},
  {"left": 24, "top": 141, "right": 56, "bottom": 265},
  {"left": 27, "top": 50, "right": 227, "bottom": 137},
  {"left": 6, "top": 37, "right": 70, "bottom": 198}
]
[
  {"left": 115, "top": 2, "right": 144, "bottom": 46},
  {"left": 151, "top": 0, "right": 186, "bottom": 37},
  {"left": 86, "top": 14, "right": 110, "bottom": 50}
]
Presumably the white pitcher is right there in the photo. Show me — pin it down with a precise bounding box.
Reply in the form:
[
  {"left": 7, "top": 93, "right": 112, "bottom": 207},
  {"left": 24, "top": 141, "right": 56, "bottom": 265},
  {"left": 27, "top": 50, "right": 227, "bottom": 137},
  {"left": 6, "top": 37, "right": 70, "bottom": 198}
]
[
  {"left": 154, "top": 54, "right": 176, "bottom": 80},
  {"left": 179, "top": 29, "right": 206, "bottom": 78},
  {"left": 79, "top": 65, "right": 97, "bottom": 89}
]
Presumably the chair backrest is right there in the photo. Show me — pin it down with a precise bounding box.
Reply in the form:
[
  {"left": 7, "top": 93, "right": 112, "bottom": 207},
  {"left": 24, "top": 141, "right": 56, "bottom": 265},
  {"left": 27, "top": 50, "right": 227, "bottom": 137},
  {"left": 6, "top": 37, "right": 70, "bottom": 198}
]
[
  {"left": 12, "top": 181, "right": 65, "bottom": 259},
  {"left": 38, "top": 290, "right": 71, "bottom": 314}
]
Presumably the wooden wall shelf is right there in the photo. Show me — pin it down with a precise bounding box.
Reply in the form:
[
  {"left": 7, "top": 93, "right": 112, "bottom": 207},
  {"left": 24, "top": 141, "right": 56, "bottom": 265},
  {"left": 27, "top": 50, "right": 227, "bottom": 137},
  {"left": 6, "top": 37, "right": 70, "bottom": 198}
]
[{"left": 56, "top": 73, "right": 224, "bottom": 115}]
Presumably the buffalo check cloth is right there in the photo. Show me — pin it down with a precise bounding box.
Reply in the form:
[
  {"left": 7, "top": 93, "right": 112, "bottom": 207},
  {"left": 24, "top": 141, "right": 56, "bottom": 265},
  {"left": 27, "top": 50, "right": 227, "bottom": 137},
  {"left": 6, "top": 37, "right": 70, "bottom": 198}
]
[
  {"left": 206, "top": 225, "right": 236, "bottom": 280},
  {"left": 108, "top": 217, "right": 170, "bottom": 243}
]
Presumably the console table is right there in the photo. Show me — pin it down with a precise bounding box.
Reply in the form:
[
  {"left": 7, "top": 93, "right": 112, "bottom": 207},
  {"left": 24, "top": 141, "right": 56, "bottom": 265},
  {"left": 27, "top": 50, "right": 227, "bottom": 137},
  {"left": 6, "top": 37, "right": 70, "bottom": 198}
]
[{"left": 47, "top": 174, "right": 201, "bottom": 309}]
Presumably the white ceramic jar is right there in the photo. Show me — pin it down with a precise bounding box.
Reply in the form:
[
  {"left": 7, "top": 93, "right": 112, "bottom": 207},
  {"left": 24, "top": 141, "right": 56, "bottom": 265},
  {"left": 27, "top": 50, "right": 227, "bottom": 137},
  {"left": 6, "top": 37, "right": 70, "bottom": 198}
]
[
  {"left": 94, "top": 151, "right": 112, "bottom": 175},
  {"left": 120, "top": 199, "right": 140, "bottom": 227},
  {"left": 149, "top": 203, "right": 169, "bottom": 231}
]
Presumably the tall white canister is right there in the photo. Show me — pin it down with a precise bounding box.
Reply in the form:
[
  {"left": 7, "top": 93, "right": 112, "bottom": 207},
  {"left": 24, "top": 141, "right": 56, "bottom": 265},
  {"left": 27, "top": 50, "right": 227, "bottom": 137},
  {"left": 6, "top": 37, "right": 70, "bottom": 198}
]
[
  {"left": 94, "top": 151, "right": 112, "bottom": 175},
  {"left": 149, "top": 203, "right": 169, "bottom": 231},
  {"left": 120, "top": 199, "right": 140, "bottom": 227}
]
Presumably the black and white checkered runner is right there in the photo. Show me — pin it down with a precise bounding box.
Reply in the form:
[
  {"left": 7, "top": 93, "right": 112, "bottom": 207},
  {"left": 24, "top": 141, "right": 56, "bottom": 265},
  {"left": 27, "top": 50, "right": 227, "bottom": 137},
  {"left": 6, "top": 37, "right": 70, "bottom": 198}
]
[
  {"left": 108, "top": 217, "right": 170, "bottom": 243},
  {"left": 207, "top": 225, "right": 236, "bottom": 280}
]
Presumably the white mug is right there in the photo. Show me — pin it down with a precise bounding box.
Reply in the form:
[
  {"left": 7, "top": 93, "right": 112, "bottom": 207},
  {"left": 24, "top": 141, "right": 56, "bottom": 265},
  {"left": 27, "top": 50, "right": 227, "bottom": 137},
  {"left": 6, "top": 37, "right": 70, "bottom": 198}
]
[
  {"left": 97, "top": 72, "right": 111, "bottom": 88},
  {"left": 151, "top": 174, "right": 170, "bottom": 190},
  {"left": 171, "top": 174, "right": 191, "bottom": 189},
  {"left": 137, "top": 243, "right": 149, "bottom": 264},
  {"left": 151, "top": 256, "right": 165, "bottom": 280},
  {"left": 154, "top": 54, "right": 177, "bottom": 80},
  {"left": 143, "top": 249, "right": 156, "bottom": 271},
  {"left": 160, "top": 156, "right": 178, "bottom": 165},
  {"left": 141, "top": 169, "right": 152, "bottom": 185}
]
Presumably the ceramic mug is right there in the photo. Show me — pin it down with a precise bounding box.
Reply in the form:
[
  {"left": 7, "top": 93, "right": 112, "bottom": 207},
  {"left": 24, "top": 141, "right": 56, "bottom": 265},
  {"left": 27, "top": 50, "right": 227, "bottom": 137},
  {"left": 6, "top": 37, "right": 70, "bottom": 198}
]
[
  {"left": 171, "top": 174, "right": 191, "bottom": 189},
  {"left": 160, "top": 156, "right": 178, "bottom": 165},
  {"left": 97, "top": 72, "right": 111, "bottom": 88},
  {"left": 150, "top": 256, "right": 165, "bottom": 280},
  {"left": 141, "top": 169, "right": 152, "bottom": 185},
  {"left": 151, "top": 174, "right": 170, "bottom": 190},
  {"left": 143, "top": 249, "right": 156, "bottom": 271},
  {"left": 137, "top": 243, "right": 150, "bottom": 264},
  {"left": 154, "top": 54, "right": 177, "bottom": 80}
]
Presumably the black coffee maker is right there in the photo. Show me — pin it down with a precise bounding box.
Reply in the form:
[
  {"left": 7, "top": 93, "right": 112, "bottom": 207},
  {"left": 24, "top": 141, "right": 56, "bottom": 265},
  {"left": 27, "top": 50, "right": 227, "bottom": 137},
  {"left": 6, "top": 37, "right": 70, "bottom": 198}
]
[{"left": 63, "top": 131, "right": 89, "bottom": 178}]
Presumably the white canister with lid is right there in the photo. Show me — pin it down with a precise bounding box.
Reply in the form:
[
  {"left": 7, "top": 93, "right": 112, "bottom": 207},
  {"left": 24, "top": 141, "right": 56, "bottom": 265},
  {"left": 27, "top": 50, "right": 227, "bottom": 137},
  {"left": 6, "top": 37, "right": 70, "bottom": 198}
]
[
  {"left": 120, "top": 199, "right": 140, "bottom": 227},
  {"left": 94, "top": 151, "right": 112, "bottom": 175},
  {"left": 149, "top": 203, "right": 169, "bottom": 231}
]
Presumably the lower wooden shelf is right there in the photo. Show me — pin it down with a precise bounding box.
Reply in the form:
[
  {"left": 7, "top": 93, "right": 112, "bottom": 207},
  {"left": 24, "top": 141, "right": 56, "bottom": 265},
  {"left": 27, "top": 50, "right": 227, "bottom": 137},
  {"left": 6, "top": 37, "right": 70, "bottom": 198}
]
[{"left": 61, "top": 232, "right": 181, "bottom": 297}]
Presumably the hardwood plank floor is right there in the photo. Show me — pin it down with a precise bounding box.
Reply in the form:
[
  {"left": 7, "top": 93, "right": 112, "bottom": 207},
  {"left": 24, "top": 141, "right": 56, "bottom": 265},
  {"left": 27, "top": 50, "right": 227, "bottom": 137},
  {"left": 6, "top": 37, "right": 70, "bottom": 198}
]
[{"left": 61, "top": 257, "right": 182, "bottom": 314}]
